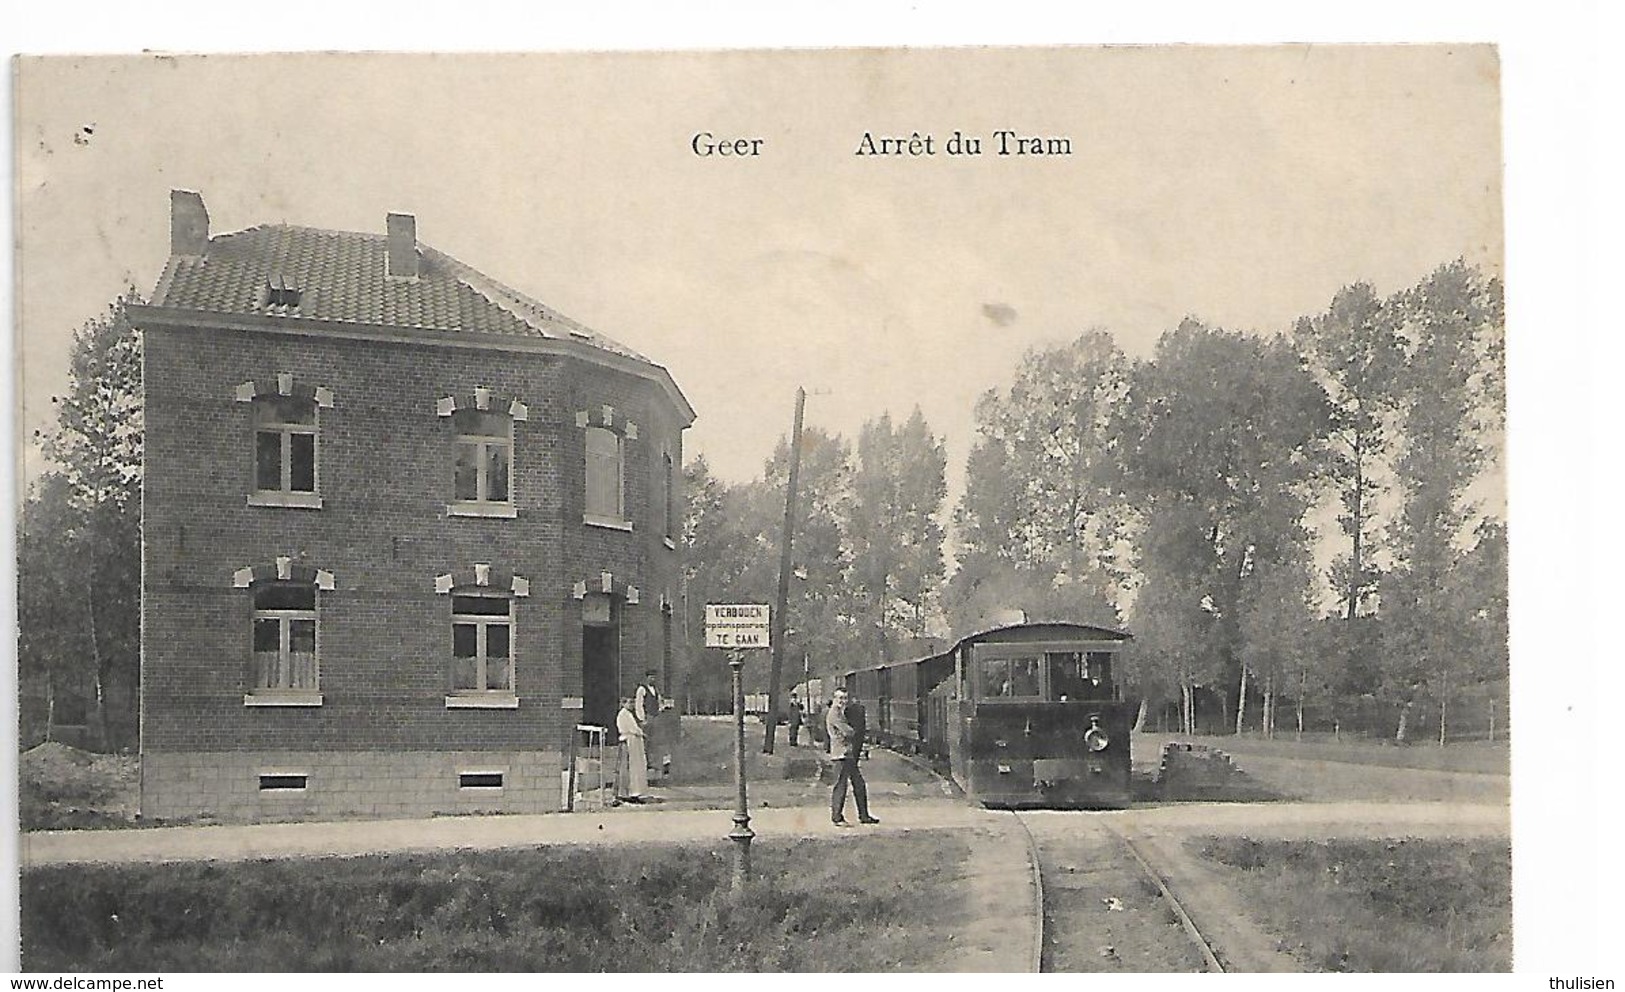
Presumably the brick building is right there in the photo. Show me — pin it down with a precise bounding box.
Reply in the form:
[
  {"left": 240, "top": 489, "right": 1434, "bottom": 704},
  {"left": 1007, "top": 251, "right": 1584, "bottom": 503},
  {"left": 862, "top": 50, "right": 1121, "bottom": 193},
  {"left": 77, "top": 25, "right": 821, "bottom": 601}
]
[{"left": 132, "top": 191, "right": 694, "bottom": 821}]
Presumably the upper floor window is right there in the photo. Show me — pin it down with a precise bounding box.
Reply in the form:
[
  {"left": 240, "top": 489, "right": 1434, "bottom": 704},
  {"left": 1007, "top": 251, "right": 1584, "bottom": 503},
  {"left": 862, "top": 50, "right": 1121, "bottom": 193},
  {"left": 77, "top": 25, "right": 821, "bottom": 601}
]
[
  {"left": 252, "top": 582, "right": 319, "bottom": 695},
  {"left": 253, "top": 396, "right": 319, "bottom": 507},
  {"left": 585, "top": 426, "right": 625, "bottom": 526},
  {"left": 452, "top": 592, "right": 513, "bottom": 697},
  {"left": 451, "top": 409, "right": 513, "bottom": 516},
  {"left": 663, "top": 452, "right": 675, "bottom": 542},
  {"left": 265, "top": 285, "right": 303, "bottom": 309}
]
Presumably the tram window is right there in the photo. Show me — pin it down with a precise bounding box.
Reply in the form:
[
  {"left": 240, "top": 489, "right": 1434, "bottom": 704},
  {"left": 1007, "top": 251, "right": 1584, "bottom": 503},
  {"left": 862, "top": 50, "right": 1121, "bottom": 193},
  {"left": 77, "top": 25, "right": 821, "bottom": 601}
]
[
  {"left": 1086, "top": 652, "right": 1113, "bottom": 689},
  {"left": 1009, "top": 657, "right": 1041, "bottom": 697},
  {"left": 980, "top": 658, "right": 1011, "bottom": 697},
  {"left": 981, "top": 656, "right": 1042, "bottom": 698},
  {"left": 1048, "top": 652, "right": 1088, "bottom": 701}
]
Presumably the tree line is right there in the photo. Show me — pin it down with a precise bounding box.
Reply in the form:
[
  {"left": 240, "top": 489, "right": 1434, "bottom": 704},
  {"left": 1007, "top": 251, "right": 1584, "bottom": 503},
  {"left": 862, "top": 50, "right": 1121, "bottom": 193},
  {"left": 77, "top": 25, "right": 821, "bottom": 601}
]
[
  {"left": 681, "top": 260, "right": 1506, "bottom": 744},
  {"left": 680, "top": 408, "right": 951, "bottom": 709}
]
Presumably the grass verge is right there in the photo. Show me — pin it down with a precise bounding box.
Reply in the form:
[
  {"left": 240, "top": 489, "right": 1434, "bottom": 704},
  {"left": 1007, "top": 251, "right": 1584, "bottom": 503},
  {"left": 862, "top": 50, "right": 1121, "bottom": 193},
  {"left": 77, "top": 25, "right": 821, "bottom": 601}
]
[
  {"left": 23, "top": 833, "right": 971, "bottom": 971},
  {"left": 1193, "top": 836, "right": 1510, "bottom": 971},
  {"left": 1136, "top": 733, "right": 1509, "bottom": 776}
]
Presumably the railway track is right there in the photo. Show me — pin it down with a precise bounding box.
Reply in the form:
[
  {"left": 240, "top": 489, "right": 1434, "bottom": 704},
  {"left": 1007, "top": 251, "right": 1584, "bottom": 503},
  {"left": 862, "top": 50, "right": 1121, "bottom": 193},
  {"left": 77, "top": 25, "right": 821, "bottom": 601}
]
[
  {"left": 1101, "top": 823, "right": 1225, "bottom": 972},
  {"left": 1011, "top": 810, "right": 1225, "bottom": 973},
  {"left": 873, "top": 738, "right": 1224, "bottom": 971}
]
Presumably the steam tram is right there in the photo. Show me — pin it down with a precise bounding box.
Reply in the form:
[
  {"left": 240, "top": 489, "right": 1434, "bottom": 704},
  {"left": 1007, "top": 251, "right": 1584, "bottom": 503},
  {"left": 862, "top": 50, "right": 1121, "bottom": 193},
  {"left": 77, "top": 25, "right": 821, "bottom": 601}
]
[{"left": 844, "top": 622, "right": 1134, "bottom": 809}]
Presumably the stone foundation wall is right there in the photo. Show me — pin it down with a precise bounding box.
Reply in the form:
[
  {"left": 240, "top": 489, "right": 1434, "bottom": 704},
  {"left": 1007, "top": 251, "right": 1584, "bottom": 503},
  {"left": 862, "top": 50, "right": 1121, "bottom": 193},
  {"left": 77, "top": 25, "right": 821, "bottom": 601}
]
[
  {"left": 142, "top": 749, "right": 565, "bottom": 823},
  {"left": 1156, "top": 741, "right": 1274, "bottom": 801}
]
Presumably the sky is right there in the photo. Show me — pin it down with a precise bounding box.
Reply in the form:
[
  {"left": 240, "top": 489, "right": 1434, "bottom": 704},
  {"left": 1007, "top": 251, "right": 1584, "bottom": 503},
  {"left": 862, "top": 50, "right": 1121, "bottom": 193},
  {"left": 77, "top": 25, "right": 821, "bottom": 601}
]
[
  {"left": 2, "top": 5, "right": 1612, "bottom": 973},
  {"left": 14, "top": 46, "right": 1503, "bottom": 507}
]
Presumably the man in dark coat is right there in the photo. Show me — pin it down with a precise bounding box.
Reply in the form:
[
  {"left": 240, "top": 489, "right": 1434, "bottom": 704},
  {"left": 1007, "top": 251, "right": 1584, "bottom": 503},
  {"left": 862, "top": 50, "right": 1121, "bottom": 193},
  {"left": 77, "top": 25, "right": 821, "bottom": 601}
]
[
  {"left": 847, "top": 692, "right": 868, "bottom": 746},
  {"left": 826, "top": 687, "right": 879, "bottom": 826},
  {"left": 787, "top": 695, "right": 804, "bottom": 747}
]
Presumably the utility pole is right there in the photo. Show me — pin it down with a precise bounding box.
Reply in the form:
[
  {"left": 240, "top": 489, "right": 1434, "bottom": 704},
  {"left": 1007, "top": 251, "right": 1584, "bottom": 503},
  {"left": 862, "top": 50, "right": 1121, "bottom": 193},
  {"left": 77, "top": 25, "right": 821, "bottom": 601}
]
[{"left": 762, "top": 386, "right": 805, "bottom": 755}]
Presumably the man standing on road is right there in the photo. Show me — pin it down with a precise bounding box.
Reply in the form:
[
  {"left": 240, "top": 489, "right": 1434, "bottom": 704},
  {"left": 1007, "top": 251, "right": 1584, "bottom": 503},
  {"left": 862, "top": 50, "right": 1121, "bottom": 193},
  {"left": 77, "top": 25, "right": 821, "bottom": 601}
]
[
  {"left": 788, "top": 695, "right": 804, "bottom": 747},
  {"left": 826, "top": 687, "right": 879, "bottom": 827}
]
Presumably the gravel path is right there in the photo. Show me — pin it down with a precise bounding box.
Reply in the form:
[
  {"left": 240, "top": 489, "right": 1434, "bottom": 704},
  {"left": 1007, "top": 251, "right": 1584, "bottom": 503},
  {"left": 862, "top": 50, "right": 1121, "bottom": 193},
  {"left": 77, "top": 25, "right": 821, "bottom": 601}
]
[
  {"left": 20, "top": 799, "right": 1004, "bottom": 867},
  {"left": 1105, "top": 799, "right": 1509, "bottom": 838},
  {"left": 936, "top": 824, "right": 1043, "bottom": 971}
]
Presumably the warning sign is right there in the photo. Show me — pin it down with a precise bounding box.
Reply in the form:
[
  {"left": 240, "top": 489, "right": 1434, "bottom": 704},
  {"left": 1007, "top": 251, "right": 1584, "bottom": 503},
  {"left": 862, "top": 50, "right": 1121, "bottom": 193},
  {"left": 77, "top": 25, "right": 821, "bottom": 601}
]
[{"left": 705, "top": 604, "right": 770, "bottom": 649}]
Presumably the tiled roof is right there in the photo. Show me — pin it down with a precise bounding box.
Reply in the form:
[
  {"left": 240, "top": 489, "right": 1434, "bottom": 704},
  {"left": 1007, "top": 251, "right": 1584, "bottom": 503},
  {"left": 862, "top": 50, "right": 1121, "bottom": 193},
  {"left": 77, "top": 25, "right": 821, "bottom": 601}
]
[{"left": 152, "top": 224, "right": 649, "bottom": 362}]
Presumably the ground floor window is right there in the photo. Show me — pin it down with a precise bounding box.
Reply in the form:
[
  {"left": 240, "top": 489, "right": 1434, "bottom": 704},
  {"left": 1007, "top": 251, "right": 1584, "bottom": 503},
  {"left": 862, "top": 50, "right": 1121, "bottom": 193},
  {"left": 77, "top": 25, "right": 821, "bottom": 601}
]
[
  {"left": 253, "top": 583, "right": 318, "bottom": 690},
  {"left": 452, "top": 593, "right": 512, "bottom": 692}
]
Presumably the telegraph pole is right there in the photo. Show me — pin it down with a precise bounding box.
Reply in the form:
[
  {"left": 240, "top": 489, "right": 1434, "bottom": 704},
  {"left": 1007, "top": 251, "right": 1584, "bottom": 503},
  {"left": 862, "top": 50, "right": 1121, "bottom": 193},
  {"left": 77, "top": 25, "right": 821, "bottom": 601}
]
[{"left": 762, "top": 386, "right": 805, "bottom": 755}]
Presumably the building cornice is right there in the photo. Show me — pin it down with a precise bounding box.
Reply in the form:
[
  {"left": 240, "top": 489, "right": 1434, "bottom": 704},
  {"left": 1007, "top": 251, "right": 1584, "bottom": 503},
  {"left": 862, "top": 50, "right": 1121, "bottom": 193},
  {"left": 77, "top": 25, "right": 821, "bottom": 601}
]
[{"left": 128, "top": 303, "right": 697, "bottom": 428}]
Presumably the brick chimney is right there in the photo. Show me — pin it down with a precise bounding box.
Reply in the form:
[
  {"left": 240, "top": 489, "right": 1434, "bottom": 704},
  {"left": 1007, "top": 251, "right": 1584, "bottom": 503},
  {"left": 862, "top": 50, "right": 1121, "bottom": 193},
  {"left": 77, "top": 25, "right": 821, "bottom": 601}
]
[
  {"left": 386, "top": 212, "right": 418, "bottom": 279},
  {"left": 170, "top": 189, "right": 209, "bottom": 256}
]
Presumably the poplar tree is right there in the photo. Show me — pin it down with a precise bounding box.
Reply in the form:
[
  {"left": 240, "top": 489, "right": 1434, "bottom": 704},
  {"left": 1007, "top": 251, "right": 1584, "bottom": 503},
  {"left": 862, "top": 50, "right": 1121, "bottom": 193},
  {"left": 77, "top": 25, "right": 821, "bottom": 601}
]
[
  {"left": 1294, "top": 283, "right": 1405, "bottom": 623},
  {"left": 948, "top": 331, "right": 1131, "bottom": 633},
  {"left": 762, "top": 427, "right": 861, "bottom": 678},
  {"left": 25, "top": 291, "right": 145, "bottom": 750},
  {"left": 1115, "top": 320, "right": 1329, "bottom": 732},
  {"left": 1380, "top": 261, "right": 1505, "bottom": 743},
  {"left": 850, "top": 408, "right": 948, "bottom": 661}
]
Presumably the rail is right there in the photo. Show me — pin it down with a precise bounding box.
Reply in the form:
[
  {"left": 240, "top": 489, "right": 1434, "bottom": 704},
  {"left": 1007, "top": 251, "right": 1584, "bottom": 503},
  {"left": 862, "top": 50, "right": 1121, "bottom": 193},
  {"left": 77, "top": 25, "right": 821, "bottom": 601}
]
[
  {"left": 1005, "top": 811, "right": 1048, "bottom": 973},
  {"left": 879, "top": 736, "right": 1217, "bottom": 973},
  {"left": 1102, "top": 823, "right": 1226, "bottom": 973},
  {"left": 1013, "top": 810, "right": 1226, "bottom": 974}
]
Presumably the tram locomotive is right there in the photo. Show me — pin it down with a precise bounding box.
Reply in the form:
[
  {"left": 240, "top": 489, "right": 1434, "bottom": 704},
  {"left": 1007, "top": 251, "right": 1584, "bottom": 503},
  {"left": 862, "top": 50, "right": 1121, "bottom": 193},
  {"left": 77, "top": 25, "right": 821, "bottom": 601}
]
[{"left": 844, "top": 622, "right": 1133, "bottom": 809}]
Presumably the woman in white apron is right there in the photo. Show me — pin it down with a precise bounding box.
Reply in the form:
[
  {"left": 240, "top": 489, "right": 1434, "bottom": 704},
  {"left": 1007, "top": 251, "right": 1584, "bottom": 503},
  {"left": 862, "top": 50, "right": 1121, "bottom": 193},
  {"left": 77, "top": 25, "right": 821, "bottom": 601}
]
[{"left": 616, "top": 697, "right": 649, "bottom": 800}]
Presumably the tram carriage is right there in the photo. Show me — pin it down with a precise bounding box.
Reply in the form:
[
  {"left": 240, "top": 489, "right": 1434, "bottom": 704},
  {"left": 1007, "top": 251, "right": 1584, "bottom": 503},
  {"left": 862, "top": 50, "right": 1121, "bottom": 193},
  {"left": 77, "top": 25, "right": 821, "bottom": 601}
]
[{"left": 844, "top": 622, "right": 1133, "bottom": 809}]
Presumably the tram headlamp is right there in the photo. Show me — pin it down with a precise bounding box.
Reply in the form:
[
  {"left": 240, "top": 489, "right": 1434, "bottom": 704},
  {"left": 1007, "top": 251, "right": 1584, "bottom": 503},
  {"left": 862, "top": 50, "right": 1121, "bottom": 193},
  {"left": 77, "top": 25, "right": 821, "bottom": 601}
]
[{"left": 1084, "top": 714, "right": 1109, "bottom": 752}]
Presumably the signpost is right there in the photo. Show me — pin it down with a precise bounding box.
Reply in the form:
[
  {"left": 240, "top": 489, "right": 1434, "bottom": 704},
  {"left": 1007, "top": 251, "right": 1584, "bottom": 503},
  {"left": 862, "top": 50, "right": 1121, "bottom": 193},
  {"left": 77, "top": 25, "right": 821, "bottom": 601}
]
[
  {"left": 704, "top": 604, "right": 770, "bottom": 649},
  {"left": 706, "top": 604, "right": 770, "bottom": 888}
]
